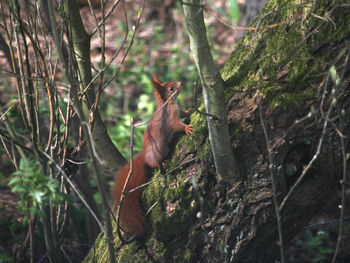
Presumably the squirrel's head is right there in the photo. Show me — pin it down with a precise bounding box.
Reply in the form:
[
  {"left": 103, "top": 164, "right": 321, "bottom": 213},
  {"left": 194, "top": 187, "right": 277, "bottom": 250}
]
[{"left": 151, "top": 73, "right": 181, "bottom": 102}]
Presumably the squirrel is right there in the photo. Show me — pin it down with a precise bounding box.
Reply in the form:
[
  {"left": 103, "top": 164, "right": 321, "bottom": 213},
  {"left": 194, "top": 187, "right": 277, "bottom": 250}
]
[{"left": 112, "top": 73, "right": 193, "bottom": 236}]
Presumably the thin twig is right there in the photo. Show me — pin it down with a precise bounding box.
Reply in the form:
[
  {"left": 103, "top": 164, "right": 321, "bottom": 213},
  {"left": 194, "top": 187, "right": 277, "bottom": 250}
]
[
  {"left": 44, "top": 83, "right": 56, "bottom": 152},
  {"left": 91, "top": 0, "right": 122, "bottom": 36},
  {"left": 258, "top": 93, "right": 285, "bottom": 263},
  {"left": 103, "top": 0, "right": 146, "bottom": 89},
  {"left": 134, "top": 90, "right": 179, "bottom": 128},
  {"left": 331, "top": 48, "right": 350, "bottom": 263},
  {"left": 331, "top": 131, "right": 348, "bottom": 263},
  {"left": 42, "top": 152, "right": 107, "bottom": 236},
  {"left": 0, "top": 110, "right": 29, "bottom": 158},
  {"left": 303, "top": 215, "right": 350, "bottom": 230},
  {"left": 0, "top": 100, "right": 17, "bottom": 120},
  {"left": 82, "top": 0, "right": 131, "bottom": 95},
  {"left": 115, "top": 118, "right": 136, "bottom": 243},
  {"left": 0, "top": 135, "right": 18, "bottom": 170},
  {"left": 81, "top": 122, "right": 116, "bottom": 263},
  {"left": 11, "top": 3, "right": 29, "bottom": 129},
  {"left": 14, "top": 0, "right": 40, "bottom": 155},
  {"left": 205, "top": 6, "right": 302, "bottom": 32},
  {"left": 127, "top": 156, "right": 198, "bottom": 195},
  {"left": 62, "top": 97, "right": 72, "bottom": 164},
  {"left": 90, "top": 0, "right": 107, "bottom": 128},
  {"left": 60, "top": 246, "right": 73, "bottom": 263},
  {"left": 252, "top": 2, "right": 312, "bottom": 39},
  {"left": 279, "top": 76, "right": 335, "bottom": 212}
]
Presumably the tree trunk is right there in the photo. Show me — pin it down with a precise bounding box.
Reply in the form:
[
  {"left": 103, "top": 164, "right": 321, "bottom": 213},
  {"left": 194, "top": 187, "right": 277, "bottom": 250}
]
[{"left": 84, "top": 0, "right": 350, "bottom": 262}]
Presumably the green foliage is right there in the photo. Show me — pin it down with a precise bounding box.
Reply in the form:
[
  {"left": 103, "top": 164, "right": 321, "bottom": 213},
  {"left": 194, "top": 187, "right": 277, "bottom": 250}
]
[
  {"left": 109, "top": 115, "right": 146, "bottom": 159},
  {"left": 296, "top": 230, "right": 334, "bottom": 263},
  {"left": 228, "top": 0, "right": 240, "bottom": 23},
  {"left": 264, "top": 86, "right": 317, "bottom": 111},
  {"left": 208, "top": 0, "right": 240, "bottom": 24},
  {"left": 8, "top": 158, "right": 66, "bottom": 217},
  {"left": 0, "top": 252, "right": 12, "bottom": 263}
]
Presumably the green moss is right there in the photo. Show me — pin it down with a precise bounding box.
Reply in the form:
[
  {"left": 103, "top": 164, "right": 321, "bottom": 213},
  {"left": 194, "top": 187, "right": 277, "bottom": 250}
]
[
  {"left": 144, "top": 239, "right": 167, "bottom": 262},
  {"left": 308, "top": 1, "right": 350, "bottom": 45},
  {"left": 269, "top": 88, "right": 316, "bottom": 110},
  {"left": 222, "top": 0, "right": 350, "bottom": 113},
  {"left": 143, "top": 168, "right": 198, "bottom": 243},
  {"left": 83, "top": 232, "right": 108, "bottom": 262},
  {"left": 117, "top": 242, "right": 146, "bottom": 263}
]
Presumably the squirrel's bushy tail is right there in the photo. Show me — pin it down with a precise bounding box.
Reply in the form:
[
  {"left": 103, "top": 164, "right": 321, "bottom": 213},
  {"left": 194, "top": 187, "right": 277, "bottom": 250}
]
[{"left": 112, "top": 153, "right": 148, "bottom": 235}]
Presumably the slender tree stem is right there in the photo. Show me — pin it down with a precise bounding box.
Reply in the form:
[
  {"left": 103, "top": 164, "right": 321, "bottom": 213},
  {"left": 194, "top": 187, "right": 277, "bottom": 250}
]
[
  {"left": 82, "top": 122, "right": 116, "bottom": 263},
  {"left": 259, "top": 96, "right": 285, "bottom": 263},
  {"left": 182, "top": 0, "right": 239, "bottom": 183}
]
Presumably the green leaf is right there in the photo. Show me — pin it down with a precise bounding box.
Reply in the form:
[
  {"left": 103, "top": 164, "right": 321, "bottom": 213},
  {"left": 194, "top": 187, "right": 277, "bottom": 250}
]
[
  {"left": 307, "top": 236, "right": 322, "bottom": 248},
  {"left": 30, "top": 190, "right": 45, "bottom": 204},
  {"left": 11, "top": 184, "right": 26, "bottom": 194},
  {"left": 47, "top": 178, "right": 58, "bottom": 193},
  {"left": 11, "top": 170, "right": 22, "bottom": 176},
  {"left": 320, "top": 247, "right": 333, "bottom": 254},
  {"left": 8, "top": 176, "right": 22, "bottom": 186},
  {"left": 137, "top": 8, "right": 143, "bottom": 19},
  {"left": 138, "top": 94, "right": 154, "bottom": 115},
  {"left": 228, "top": 0, "right": 240, "bottom": 23}
]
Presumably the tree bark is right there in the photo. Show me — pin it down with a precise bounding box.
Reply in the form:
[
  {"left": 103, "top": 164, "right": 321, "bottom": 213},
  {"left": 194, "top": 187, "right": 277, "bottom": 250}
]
[
  {"left": 84, "top": 0, "right": 350, "bottom": 262},
  {"left": 183, "top": 0, "right": 240, "bottom": 183}
]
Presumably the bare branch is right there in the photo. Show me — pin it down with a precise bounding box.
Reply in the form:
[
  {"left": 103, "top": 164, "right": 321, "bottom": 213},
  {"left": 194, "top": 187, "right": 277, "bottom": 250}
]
[
  {"left": 42, "top": 152, "right": 107, "bottom": 236},
  {"left": 258, "top": 93, "right": 286, "bottom": 263}
]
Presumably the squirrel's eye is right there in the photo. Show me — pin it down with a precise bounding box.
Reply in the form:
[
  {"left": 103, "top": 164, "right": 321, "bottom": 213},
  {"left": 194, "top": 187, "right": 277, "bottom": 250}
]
[{"left": 169, "top": 87, "right": 174, "bottom": 91}]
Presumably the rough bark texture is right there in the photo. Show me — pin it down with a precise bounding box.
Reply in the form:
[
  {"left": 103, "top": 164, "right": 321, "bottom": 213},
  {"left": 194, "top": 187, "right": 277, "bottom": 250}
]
[{"left": 84, "top": 0, "right": 350, "bottom": 262}]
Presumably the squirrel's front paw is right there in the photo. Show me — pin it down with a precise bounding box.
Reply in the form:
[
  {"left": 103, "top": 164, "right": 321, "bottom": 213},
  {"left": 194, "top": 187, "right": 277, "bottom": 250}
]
[{"left": 185, "top": 125, "right": 193, "bottom": 135}]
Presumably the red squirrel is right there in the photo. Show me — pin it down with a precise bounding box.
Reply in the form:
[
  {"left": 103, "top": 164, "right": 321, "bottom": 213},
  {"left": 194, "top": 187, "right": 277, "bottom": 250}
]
[{"left": 112, "top": 73, "right": 193, "bottom": 236}]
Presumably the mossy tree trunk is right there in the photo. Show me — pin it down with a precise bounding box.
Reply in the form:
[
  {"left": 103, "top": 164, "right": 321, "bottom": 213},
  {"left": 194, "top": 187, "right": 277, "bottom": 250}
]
[{"left": 85, "top": 0, "right": 350, "bottom": 262}]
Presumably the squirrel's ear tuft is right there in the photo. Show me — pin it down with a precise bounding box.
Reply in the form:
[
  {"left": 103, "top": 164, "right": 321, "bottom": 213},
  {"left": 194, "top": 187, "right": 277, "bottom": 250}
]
[{"left": 151, "top": 73, "right": 164, "bottom": 87}]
